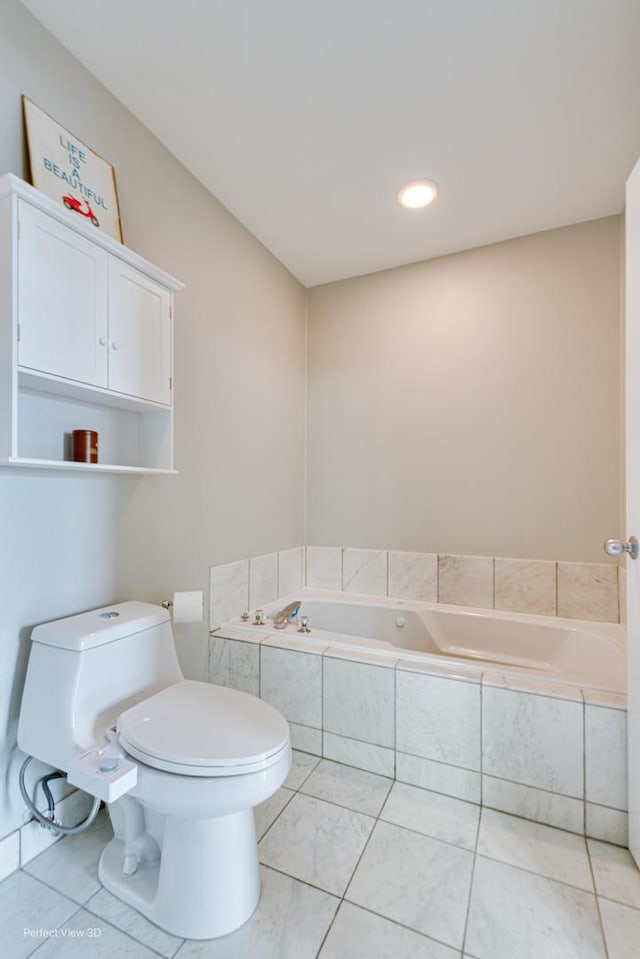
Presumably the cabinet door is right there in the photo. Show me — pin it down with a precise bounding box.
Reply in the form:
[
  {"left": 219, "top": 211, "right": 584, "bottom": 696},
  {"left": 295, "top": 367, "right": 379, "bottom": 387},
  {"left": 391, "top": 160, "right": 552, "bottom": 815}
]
[
  {"left": 17, "top": 201, "right": 109, "bottom": 386},
  {"left": 108, "top": 259, "right": 172, "bottom": 405}
]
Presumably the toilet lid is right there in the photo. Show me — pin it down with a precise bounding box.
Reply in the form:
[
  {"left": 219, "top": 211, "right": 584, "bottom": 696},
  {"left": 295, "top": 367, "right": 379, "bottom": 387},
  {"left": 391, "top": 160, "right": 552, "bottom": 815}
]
[{"left": 117, "top": 680, "right": 290, "bottom": 777}]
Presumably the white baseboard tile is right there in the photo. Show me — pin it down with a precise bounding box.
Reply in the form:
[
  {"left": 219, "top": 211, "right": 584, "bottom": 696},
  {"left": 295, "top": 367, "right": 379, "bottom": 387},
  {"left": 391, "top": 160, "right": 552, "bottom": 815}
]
[
  {"left": 289, "top": 723, "right": 322, "bottom": 755},
  {"left": 586, "top": 802, "right": 628, "bottom": 846},
  {"left": 396, "top": 752, "right": 481, "bottom": 804},
  {"left": 323, "top": 732, "right": 394, "bottom": 778},
  {"left": 482, "top": 775, "right": 584, "bottom": 834}
]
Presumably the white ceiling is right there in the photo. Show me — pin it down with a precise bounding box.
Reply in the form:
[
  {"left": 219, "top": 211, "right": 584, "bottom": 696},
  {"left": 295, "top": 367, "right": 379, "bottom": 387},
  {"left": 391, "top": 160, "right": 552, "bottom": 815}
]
[{"left": 21, "top": 0, "right": 640, "bottom": 287}]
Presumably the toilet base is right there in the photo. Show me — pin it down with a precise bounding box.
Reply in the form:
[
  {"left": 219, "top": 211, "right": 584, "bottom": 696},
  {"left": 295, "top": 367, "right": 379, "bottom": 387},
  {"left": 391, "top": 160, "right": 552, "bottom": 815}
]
[{"left": 98, "top": 808, "right": 260, "bottom": 939}]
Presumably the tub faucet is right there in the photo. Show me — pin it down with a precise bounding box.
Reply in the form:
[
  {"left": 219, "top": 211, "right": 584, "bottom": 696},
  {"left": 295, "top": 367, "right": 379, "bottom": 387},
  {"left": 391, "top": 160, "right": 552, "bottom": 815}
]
[{"left": 272, "top": 600, "right": 302, "bottom": 629}]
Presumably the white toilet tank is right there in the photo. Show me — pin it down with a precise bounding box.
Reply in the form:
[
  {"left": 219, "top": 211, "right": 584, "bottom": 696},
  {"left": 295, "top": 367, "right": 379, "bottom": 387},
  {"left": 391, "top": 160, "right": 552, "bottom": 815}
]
[{"left": 18, "top": 601, "right": 183, "bottom": 773}]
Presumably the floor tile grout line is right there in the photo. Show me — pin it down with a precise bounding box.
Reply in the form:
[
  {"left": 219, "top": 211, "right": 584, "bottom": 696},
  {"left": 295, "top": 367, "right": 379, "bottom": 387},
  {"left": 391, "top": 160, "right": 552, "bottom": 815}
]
[
  {"left": 28, "top": 903, "right": 86, "bottom": 959},
  {"left": 376, "top": 809, "right": 477, "bottom": 853},
  {"left": 596, "top": 891, "right": 640, "bottom": 911},
  {"left": 479, "top": 672, "right": 483, "bottom": 809},
  {"left": 460, "top": 792, "right": 484, "bottom": 956},
  {"left": 586, "top": 840, "right": 612, "bottom": 959},
  {"left": 277, "top": 759, "right": 612, "bottom": 892},
  {"left": 459, "top": 857, "right": 479, "bottom": 956},
  {"left": 259, "top": 860, "right": 343, "bottom": 902},
  {"left": 480, "top": 800, "right": 587, "bottom": 838},
  {"left": 17, "top": 759, "right": 635, "bottom": 955},
  {"left": 81, "top": 892, "right": 186, "bottom": 958},
  {"left": 398, "top": 745, "right": 481, "bottom": 777},
  {"left": 275, "top": 784, "right": 481, "bottom": 856},
  {"left": 258, "top": 861, "right": 458, "bottom": 959},
  {"left": 18, "top": 866, "right": 93, "bottom": 911},
  {"left": 256, "top": 788, "right": 298, "bottom": 844},
  {"left": 473, "top": 849, "right": 598, "bottom": 896},
  {"left": 314, "top": 770, "right": 435, "bottom": 958},
  {"left": 323, "top": 775, "right": 396, "bottom": 954},
  {"left": 79, "top": 909, "right": 168, "bottom": 959},
  {"left": 14, "top": 800, "right": 636, "bottom": 958},
  {"left": 273, "top": 785, "right": 606, "bottom": 898},
  {"left": 257, "top": 752, "right": 322, "bottom": 843},
  {"left": 331, "top": 900, "right": 468, "bottom": 958},
  {"left": 298, "top": 783, "right": 391, "bottom": 820},
  {"left": 321, "top": 645, "right": 325, "bottom": 764},
  {"left": 303, "top": 752, "right": 393, "bottom": 781},
  {"left": 310, "top": 757, "right": 388, "bottom": 807},
  {"left": 27, "top": 897, "right": 168, "bottom": 959},
  {"left": 583, "top": 691, "right": 587, "bottom": 836}
]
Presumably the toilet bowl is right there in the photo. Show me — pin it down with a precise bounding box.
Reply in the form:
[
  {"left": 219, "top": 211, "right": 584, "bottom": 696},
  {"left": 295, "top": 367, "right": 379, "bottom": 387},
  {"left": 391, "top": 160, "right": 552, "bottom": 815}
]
[{"left": 17, "top": 602, "right": 291, "bottom": 939}]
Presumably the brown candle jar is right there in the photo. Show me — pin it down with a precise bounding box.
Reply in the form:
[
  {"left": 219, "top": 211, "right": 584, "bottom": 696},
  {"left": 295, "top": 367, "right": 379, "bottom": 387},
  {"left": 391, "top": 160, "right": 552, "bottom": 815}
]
[{"left": 72, "top": 430, "right": 98, "bottom": 464}]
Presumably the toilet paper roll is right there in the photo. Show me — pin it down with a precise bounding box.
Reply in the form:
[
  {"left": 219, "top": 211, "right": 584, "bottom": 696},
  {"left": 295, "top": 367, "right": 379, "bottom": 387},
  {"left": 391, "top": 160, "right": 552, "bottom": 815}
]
[{"left": 172, "top": 590, "right": 203, "bottom": 623}]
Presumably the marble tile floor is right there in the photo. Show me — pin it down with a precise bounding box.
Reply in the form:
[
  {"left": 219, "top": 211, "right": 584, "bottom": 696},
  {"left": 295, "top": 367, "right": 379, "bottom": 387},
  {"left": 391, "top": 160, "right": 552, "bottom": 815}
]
[{"left": 2, "top": 751, "right": 640, "bottom": 959}]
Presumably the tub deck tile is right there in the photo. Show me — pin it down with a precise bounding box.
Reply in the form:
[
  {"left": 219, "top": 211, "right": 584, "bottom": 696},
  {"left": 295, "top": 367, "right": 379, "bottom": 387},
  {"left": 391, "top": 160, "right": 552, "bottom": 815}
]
[
  {"left": 396, "top": 657, "right": 482, "bottom": 683},
  {"left": 482, "top": 670, "right": 583, "bottom": 703}
]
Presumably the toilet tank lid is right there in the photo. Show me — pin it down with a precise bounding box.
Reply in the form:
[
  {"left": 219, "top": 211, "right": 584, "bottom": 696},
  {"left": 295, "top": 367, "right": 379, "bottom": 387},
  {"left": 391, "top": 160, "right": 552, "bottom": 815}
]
[{"left": 30, "top": 601, "right": 170, "bottom": 651}]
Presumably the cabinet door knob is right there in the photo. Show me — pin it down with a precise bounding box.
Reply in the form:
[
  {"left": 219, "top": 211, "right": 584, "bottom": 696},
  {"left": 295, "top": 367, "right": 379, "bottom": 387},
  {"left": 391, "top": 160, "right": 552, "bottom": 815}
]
[
  {"left": 98, "top": 337, "right": 107, "bottom": 347},
  {"left": 111, "top": 341, "right": 121, "bottom": 351}
]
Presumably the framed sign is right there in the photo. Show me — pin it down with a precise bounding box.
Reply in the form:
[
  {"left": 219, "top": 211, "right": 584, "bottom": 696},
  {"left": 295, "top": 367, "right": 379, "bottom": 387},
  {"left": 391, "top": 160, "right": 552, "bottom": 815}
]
[{"left": 22, "top": 96, "right": 123, "bottom": 243}]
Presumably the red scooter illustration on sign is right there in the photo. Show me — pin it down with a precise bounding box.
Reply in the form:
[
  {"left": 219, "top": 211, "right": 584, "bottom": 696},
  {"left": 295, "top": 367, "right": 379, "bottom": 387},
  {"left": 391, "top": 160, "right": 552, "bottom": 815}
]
[{"left": 62, "top": 194, "right": 100, "bottom": 227}]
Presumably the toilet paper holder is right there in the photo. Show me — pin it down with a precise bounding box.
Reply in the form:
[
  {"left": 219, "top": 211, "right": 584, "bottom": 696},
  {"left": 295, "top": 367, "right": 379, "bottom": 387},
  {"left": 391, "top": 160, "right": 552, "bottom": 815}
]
[{"left": 160, "top": 591, "right": 204, "bottom": 623}]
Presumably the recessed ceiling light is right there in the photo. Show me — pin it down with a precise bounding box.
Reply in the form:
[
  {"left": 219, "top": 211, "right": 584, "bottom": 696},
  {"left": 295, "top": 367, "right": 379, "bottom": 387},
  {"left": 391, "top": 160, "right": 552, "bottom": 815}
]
[{"left": 397, "top": 179, "right": 439, "bottom": 209}]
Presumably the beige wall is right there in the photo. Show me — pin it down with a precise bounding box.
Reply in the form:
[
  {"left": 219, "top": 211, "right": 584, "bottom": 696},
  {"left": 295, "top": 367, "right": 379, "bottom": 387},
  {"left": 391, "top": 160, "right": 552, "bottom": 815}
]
[
  {"left": 0, "top": 0, "right": 305, "bottom": 839},
  {"left": 307, "top": 217, "right": 622, "bottom": 562}
]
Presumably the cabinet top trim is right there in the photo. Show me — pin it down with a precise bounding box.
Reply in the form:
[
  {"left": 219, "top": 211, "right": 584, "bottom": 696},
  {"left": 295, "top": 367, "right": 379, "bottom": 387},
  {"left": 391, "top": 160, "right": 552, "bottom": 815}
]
[{"left": 0, "top": 173, "right": 184, "bottom": 292}]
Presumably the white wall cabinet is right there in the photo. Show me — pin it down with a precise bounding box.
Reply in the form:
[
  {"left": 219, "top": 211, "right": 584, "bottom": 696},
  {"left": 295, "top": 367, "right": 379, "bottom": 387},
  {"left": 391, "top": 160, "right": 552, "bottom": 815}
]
[
  {"left": 0, "top": 174, "right": 183, "bottom": 474},
  {"left": 108, "top": 259, "right": 172, "bottom": 406}
]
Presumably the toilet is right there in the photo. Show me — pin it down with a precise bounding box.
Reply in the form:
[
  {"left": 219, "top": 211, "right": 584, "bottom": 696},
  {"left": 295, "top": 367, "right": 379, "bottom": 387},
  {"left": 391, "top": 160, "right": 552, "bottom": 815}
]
[{"left": 17, "top": 601, "right": 291, "bottom": 939}]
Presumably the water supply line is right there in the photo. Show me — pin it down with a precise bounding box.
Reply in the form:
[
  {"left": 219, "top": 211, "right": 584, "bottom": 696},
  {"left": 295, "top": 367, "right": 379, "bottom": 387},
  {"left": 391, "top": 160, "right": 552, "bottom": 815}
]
[{"left": 19, "top": 755, "right": 101, "bottom": 836}]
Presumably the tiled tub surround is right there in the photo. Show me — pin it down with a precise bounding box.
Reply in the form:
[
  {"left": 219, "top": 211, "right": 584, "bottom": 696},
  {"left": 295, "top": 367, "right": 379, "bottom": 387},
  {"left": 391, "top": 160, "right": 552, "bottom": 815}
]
[
  {"left": 209, "top": 547, "right": 305, "bottom": 629},
  {"left": 209, "top": 547, "right": 623, "bottom": 631},
  {"left": 210, "top": 606, "right": 628, "bottom": 845},
  {"left": 307, "top": 547, "right": 623, "bottom": 622}
]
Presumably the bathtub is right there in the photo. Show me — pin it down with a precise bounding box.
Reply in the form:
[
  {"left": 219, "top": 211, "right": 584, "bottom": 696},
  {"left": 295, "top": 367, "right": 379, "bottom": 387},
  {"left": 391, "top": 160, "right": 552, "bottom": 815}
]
[
  {"left": 215, "top": 589, "right": 628, "bottom": 839},
  {"left": 254, "top": 589, "right": 626, "bottom": 693}
]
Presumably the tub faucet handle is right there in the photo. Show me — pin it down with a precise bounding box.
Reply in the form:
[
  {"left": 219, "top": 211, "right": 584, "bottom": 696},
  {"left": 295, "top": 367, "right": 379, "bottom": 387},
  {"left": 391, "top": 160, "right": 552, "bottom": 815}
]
[
  {"left": 272, "top": 601, "right": 302, "bottom": 629},
  {"left": 254, "top": 609, "right": 267, "bottom": 625},
  {"left": 298, "top": 615, "right": 311, "bottom": 634}
]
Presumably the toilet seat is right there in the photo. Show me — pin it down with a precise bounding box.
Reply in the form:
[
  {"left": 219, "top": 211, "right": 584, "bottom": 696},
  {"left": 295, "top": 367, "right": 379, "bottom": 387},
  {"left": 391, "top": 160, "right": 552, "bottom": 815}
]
[{"left": 117, "top": 680, "right": 290, "bottom": 777}]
